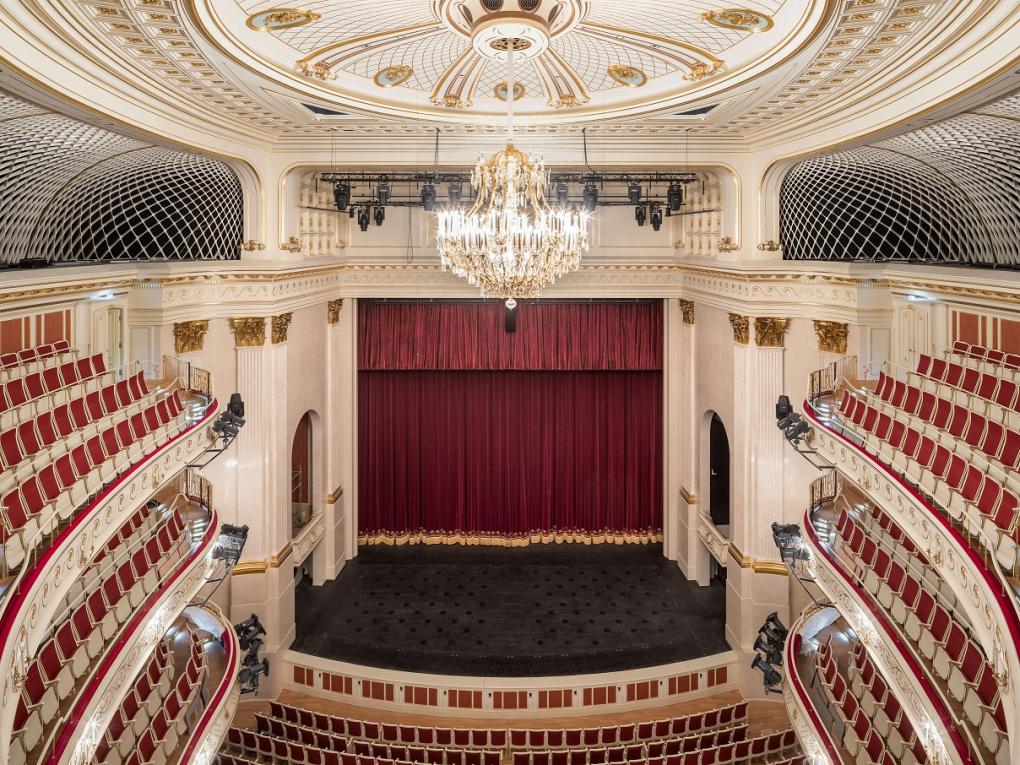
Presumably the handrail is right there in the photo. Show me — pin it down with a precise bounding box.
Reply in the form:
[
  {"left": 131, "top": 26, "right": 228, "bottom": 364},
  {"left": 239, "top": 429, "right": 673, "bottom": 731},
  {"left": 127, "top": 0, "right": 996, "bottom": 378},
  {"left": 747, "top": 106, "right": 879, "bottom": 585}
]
[
  {"left": 783, "top": 625, "right": 843, "bottom": 764},
  {"left": 162, "top": 355, "right": 213, "bottom": 401}
]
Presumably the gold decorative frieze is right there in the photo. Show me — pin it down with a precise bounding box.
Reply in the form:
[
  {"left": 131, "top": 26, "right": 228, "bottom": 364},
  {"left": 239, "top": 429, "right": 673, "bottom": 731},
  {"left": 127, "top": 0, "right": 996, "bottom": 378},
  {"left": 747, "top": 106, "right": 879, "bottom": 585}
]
[
  {"left": 327, "top": 299, "right": 344, "bottom": 325},
  {"left": 717, "top": 236, "right": 739, "bottom": 252},
  {"left": 813, "top": 320, "right": 849, "bottom": 355},
  {"left": 247, "top": 8, "right": 321, "bottom": 31},
  {"left": 607, "top": 64, "right": 647, "bottom": 88},
  {"left": 701, "top": 8, "right": 774, "bottom": 32},
  {"left": 231, "top": 317, "right": 266, "bottom": 348},
  {"left": 173, "top": 320, "right": 208, "bottom": 355},
  {"left": 554, "top": 95, "right": 587, "bottom": 108},
  {"left": 678, "top": 299, "right": 695, "bottom": 324},
  {"left": 754, "top": 317, "right": 789, "bottom": 348},
  {"left": 271, "top": 313, "right": 293, "bottom": 344},
  {"left": 728, "top": 313, "right": 749, "bottom": 345}
]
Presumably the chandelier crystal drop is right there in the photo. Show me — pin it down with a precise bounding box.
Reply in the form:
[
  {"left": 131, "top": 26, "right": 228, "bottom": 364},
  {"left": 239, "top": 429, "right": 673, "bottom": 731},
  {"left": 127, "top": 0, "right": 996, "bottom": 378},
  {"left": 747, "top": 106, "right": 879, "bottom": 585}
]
[{"left": 436, "top": 39, "right": 590, "bottom": 307}]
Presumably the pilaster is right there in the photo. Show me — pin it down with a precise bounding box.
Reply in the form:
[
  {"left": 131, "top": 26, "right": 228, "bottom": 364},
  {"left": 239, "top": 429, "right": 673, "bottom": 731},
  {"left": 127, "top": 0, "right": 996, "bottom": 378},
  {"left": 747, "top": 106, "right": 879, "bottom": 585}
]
[
  {"left": 662, "top": 298, "right": 682, "bottom": 563},
  {"left": 676, "top": 300, "right": 702, "bottom": 581},
  {"left": 339, "top": 298, "right": 359, "bottom": 560},
  {"left": 320, "top": 298, "right": 347, "bottom": 582}
]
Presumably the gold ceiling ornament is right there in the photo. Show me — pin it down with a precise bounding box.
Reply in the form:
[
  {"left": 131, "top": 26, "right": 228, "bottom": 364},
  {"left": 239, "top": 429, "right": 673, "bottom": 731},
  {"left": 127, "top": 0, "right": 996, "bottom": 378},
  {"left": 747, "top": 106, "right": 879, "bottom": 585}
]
[
  {"left": 700, "top": 8, "right": 774, "bottom": 32},
  {"left": 757, "top": 240, "right": 781, "bottom": 252},
  {"left": 754, "top": 317, "right": 790, "bottom": 348},
  {"left": 281, "top": 236, "right": 303, "bottom": 253},
  {"left": 271, "top": 313, "right": 294, "bottom": 344},
  {"left": 728, "top": 313, "right": 750, "bottom": 345},
  {"left": 684, "top": 61, "right": 723, "bottom": 82},
  {"left": 717, "top": 236, "right": 739, "bottom": 252},
  {"left": 436, "top": 40, "right": 590, "bottom": 307},
  {"left": 554, "top": 95, "right": 587, "bottom": 108},
  {"left": 436, "top": 95, "right": 467, "bottom": 108},
  {"left": 374, "top": 65, "right": 413, "bottom": 88},
  {"left": 231, "top": 317, "right": 266, "bottom": 348},
  {"left": 494, "top": 82, "right": 526, "bottom": 101},
  {"left": 813, "top": 320, "right": 849, "bottom": 355},
  {"left": 239, "top": 239, "right": 265, "bottom": 252},
  {"left": 326, "top": 299, "right": 344, "bottom": 325},
  {"left": 247, "top": 8, "right": 321, "bottom": 31},
  {"left": 607, "top": 64, "right": 648, "bottom": 88},
  {"left": 678, "top": 299, "right": 695, "bottom": 324},
  {"left": 173, "top": 320, "right": 209, "bottom": 355},
  {"left": 297, "top": 61, "right": 335, "bottom": 81}
]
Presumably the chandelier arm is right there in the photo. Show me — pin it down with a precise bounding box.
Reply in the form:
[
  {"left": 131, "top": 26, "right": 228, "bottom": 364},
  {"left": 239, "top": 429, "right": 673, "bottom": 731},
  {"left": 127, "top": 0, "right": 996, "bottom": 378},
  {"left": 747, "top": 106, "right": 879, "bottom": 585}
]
[{"left": 506, "top": 39, "right": 515, "bottom": 145}]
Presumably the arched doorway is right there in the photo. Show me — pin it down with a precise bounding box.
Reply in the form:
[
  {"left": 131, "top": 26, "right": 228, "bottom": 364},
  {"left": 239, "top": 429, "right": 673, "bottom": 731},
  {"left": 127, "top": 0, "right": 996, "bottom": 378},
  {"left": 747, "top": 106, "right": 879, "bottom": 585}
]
[
  {"left": 708, "top": 414, "right": 731, "bottom": 530},
  {"left": 291, "top": 412, "right": 313, "bottom": 535}
]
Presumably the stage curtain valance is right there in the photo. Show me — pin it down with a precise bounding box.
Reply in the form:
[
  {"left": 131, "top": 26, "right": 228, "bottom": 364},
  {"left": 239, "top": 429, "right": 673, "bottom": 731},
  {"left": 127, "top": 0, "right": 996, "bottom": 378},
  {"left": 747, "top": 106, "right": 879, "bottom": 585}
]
[{"left": 358, "top": 300, "right": 662, "bottom": 371}]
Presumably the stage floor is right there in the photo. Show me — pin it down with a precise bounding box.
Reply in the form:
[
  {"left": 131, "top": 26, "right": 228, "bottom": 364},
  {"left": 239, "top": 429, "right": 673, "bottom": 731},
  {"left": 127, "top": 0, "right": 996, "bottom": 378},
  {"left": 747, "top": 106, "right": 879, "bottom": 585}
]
[{"left": 292, "top": 544, "right": 727, "bottom": 677}]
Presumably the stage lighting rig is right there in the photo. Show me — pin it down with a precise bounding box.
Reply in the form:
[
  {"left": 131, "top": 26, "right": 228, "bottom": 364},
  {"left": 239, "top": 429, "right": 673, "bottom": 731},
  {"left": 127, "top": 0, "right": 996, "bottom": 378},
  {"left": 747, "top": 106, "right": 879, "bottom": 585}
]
[
  {"left": 650, "top": 204, "right": 663, "bottom": 232},
  {"left": 333, "top": 181, "right": 351, "bottom": 212},
  {"left": 228, "top": 393, "right": 245, "bottom": 419},
  {"left": 421, "top": 183, "right": 437, "bottom": 211},
  {"left": 357, "top": 207, "right": 370, "bottom": 232},
  {"left": 582, "top": 181, "right": 598, "bottom": 212},
  {"left": 239, "top": 658, "right": 270, "bottom": 694},
  {"left": 753, "top": 634, "right": 783, "bottom": 666},
  {"left": 627, "top": 182, "right": 642, "bottom": 204},
  {"left": 750, "top": 653, "right": 783, "bottom": 695},
  {"left": 667, "top": 182, "right": 684, "bottom": 212},
  {"left": 376, "top": 177, "right": 390, "bottom": 206},
  {"left": 188, "top": 394, "right": 246, "bottom": 469},
  {"left": 555, "top": 181, "right": 569, "bottom": 206},
  {"left": 234, "top": 613, "right": 266, "bottom": 651},
  {"left": 448, "top": 180, "right": 462, "bottom": 205},
  {"left": 771, "top": 522, "right": 810, "bottom": 563},
  {"left": 212, "top": 523, "right": 249, "bottom": 567},
  {"left": 634, "top": 205, "right": 647, "bottom": 226},
  {"left": 774, "top": 394, "right": 831, "bottom": 470},
  {"left": 374, "top": 206, "right": 386, "bottom": 226},
  {"left": 750, "top": 611, "right": 788, "bottom": 695}
]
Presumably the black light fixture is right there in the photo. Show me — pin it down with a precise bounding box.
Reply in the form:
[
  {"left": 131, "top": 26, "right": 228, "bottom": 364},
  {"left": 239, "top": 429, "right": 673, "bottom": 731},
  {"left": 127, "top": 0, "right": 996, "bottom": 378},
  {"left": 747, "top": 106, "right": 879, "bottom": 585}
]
[
  {"left": 234, "top": 614, "right": 266, "bottom": 651},
  {"left": 582, "top": 182, "right": 598, "bottom": 212},
  {"left": 421, "top": 183, "right": 437, "bottom": 211},
  {"left": 634, "top": 205, "right": 647, "bottom": 227},
  {"left": 650, "top": 204, "right": 663, "bottom": 232},
  {"left": 750, "top": 653, "right": 783, "bottom": 694},
  {"left": 374, "top": 206, "right": 386, "bottom": 226},
  {"left": 332, "top": 181, "right": 351, "bottom": 212},
  {"left": 776, "top": 395, "right": 792, "bottom": 421},
  {"left": 667, "top": 181, "right": 684, "bottom": 212},
  {"left": 228, "top": 393, "right": 245, "bottom": 419},
  {"left": 555, "top": 181, "right": 569, "bottom": 206},
  {"left": 771, "top": 522, "right": 809, "bottom": 563},
  {"left": 627, "top": 182, "right": 642, "bottom": 204},
  {"left": 376, "top": 177, "right": 390, "bottom": 206},
  {"left": 211, "top": 523, "right": 249, "bottom": 567},
  {"left": 238, "top": 658, "right": 270, "bottom": 694},
  {"left": 448, "top": 181, "right": 462, "bottom": 204},
  {"left": 357, "top": 207, "right": 370, "bottom": 231}
]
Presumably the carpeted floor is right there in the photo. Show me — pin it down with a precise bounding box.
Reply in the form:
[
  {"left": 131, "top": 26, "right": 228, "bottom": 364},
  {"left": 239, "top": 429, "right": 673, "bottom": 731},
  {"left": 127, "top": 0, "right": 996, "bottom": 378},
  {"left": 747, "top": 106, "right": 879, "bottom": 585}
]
[{"left": 292, "top": 543, "right": 727, "bottom": 677}]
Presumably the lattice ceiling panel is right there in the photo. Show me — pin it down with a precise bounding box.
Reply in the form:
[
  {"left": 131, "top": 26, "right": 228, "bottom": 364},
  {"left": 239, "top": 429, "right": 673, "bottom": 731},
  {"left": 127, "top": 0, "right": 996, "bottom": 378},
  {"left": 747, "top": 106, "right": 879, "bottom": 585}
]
[
  {"left": 780, "top": 91, "right": 1020, "bottom": 267},
  {"left": 0, "top": 89, "right": 242, "bottom": 264},
  {"left": 342, "top": 30, "right": 464, "bottom": 92},
  {"left": 475, "top": 59, "right": 543, "bottom": 99},
  {"left": 553, "top": 31, "right": 679, "bottom": 92}
]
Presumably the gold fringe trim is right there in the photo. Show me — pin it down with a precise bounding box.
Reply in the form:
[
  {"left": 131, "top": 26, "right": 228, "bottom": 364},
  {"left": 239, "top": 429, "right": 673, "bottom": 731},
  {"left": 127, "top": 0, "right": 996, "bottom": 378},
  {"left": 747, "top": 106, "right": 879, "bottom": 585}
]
[{"left": 358, "top": 529, "right": 663, "bottom": 547}]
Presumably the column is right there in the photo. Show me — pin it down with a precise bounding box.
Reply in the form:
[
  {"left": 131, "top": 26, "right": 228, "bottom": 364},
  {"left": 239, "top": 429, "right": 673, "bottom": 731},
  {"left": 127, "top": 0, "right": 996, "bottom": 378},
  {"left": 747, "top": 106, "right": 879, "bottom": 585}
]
[
  {"left": 317, "top": 298, "right": 347, "bottom": 583},
  {"left": 338, "top": 298, "right": 359, "bottom": 560},
  {"left": 662, "top": 299, "right": 681, "bottom": 563},
  {"left": 675, "top": 300, "right": 705, "bottom": 581}
]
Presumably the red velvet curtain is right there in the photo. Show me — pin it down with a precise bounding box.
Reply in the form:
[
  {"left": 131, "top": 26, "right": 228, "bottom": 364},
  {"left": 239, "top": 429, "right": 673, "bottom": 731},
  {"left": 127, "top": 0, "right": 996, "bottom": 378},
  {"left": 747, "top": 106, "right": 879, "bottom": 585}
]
[{"left": 357, "top": 300, "right": 663, "bottom": 543}]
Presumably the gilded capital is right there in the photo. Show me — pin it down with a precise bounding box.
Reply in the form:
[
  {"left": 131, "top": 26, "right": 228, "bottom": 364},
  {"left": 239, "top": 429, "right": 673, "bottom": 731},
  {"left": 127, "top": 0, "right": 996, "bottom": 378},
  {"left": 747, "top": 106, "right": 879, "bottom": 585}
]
[
  {"left": 678, "top": 299, "right": 695, "bottom": 324},
  {"left": 272, "top": 313, "right": 293, "bottom": 344},
  {"left": 327, "top": 299, "right": 344, "bottom": 325},
  {"left": 754, "top": 317, "right": 790, "bottom": 348},
  {"left": 728, "top": 313, "right": 749, "bottom": 345},
  {"left": 231, "top": 317, "right": 266, "bottom": 348},
  {"left": 814, "top": 320, "right": 849, "bottom": 355},
  {"left": 173, "top": 320, "right": 208, "bottom": 355}
]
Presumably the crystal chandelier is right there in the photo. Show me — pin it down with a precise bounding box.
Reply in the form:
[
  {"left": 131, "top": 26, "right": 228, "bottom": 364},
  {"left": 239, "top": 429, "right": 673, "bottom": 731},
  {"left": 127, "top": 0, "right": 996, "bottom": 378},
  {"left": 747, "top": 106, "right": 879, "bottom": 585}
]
[{"left": 436, "top": 40, "right": 590, "bottom": 307}]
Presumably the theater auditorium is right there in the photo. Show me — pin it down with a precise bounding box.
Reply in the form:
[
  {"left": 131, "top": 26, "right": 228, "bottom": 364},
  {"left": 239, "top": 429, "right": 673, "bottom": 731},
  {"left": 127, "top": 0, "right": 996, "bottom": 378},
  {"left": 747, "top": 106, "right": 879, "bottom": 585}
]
[{"left": 0, "top": 2, "right": 1018, "bottom": 764}]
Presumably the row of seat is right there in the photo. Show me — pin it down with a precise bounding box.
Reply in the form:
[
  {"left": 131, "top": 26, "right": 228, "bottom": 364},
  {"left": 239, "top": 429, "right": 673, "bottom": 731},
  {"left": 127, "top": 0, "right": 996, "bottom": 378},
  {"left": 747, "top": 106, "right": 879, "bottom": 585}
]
[
  {"left": 0, "top": 352, "right": 110, "bottom": 428},
  {"left": 836, "top": 509, "right": 1008, "bottom": 764},
  {"left": 10, "top": 507, "right": 192, "bottom": 762},
  {"left": 0, "top": 340, "right": 72, "bottom": 377},
  {"left": 837, "top": 389, "right": 1020, "bottom": 570},
  {"left": 511, "top": 728, "right": 748, "bottom": 765},
  {"left": 217, "top": 756, "right": 809, "bottom": 765},
  {"left": 225, "top": 729, "right": 799, "bottom": 765},
  {"left": 266, "top": 701, "right": 749, "bottom": 751},
  {"left": 1, "top": 386, "right": 186, "bottom": 568},
  {"left": 253, "top": 719, "right": 500, "bottom": 765},
  {"left": 811, "top": 635, "right": 923, "bottom": 765},
  {"left": 950, "top": 341, "right": 1020, "bottom": 378},
  {"left": 98, "top": 631, "right": 209, "bottom": 765}
]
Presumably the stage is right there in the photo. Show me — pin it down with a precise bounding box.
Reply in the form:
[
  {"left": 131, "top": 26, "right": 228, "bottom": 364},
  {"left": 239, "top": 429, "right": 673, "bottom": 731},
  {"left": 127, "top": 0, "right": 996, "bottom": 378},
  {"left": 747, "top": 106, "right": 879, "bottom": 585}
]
[{"left": 293, "top": 544, "right": 726, "bottom": 677}]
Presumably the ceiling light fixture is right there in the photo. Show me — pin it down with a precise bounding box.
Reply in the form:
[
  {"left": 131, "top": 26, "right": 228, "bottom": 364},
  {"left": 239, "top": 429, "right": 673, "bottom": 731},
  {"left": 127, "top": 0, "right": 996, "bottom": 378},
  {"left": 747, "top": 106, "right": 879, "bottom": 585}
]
[{"left": 435, "top": 38, "right": 590, "bottom": 308}]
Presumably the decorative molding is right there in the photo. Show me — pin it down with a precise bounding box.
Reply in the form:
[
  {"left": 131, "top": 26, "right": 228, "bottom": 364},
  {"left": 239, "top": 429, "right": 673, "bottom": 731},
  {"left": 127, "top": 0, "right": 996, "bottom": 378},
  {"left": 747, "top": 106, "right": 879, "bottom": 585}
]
[
  {"left": 728, "top": 313, "right": 749, "bottom": 344},
  {"left": 752, "top": 561, "right": 789, "bottom": 576},
  {"left": 281, "top": 236, "right": 304, "bottom": 253},
  {"left": 679, "top": 485, "right": 697, "bottom": 504},
  {"left": 292, "top": 513, "right": 326, "bottom": 564},
  {"left": 696, "top": 514, "right": 728, "bottom": 567},
  {"left": 270, "top": 542, "right": 293, "bottom": 568},
  {"left": 813, "top": 319, "right": 849, "bottom": 354},
  {"left": 231, "top": 317, "right": 266, "bottom": 347},
  {"left": 326, "top": 299, "right": 344, "bottom": 325},
  {"left": 271, "top": 312, "right": 293, "bottom": 344},
  {"left": 716, "top": 236, "right": 739, "bottom": 252},
  {"left": 325, "top": 484, "right": 344, "bottom": 504},
  {"left": 757, "top": 241, "right": 782, "bottom": 252},
  {"left": 240, "top": 240, "right": 266, "bottom": 252},
  {"left": 173, "top": 319, "right": 209, "bottom": 354},
  {"left": 678, "top": 299, "right": 695, "bottom": 324},
  {"left": 753, "top": 317, "right": 789, "bottom": 348},
  {"left": 231, "top": 561, "right": 268, "bottom": 575},
  {"left": 728, "top": 543, "right": 752, "bottom": 568}
]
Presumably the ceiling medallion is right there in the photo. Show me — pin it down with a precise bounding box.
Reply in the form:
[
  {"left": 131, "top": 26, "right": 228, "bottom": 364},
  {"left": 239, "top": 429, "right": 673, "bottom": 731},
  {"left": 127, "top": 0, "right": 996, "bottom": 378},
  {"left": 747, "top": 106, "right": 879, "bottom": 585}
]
[
  {"left": 494, "top": 81, "right": 526, "bottom": 101},
  {"left": 701, "top": 8, "right": 774, "bottom": 32},
  {"left": 684, "top": 62, "right": 723, "bottom": 82},
  {"left": 297, "top": 61, "right": 335, "bottom": 81},
  {"left": 374, "top": 65, "right": 413, "bottom": 88},
  {"left": 246, "top": 8, "right": 321, "bottom": 31},
  {"left": 607, "top": 64, "right": 648, "bottom": 88}
]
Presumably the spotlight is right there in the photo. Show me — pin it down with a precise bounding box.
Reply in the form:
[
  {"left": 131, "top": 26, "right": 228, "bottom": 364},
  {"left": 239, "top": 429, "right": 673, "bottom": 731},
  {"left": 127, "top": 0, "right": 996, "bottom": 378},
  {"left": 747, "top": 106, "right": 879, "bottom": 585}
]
[
  {"left": 765, "top": 611, "right": 789, "bottom": 638},
  {"left": 243, "top": 637, "right": 264, "bottom": 662},
  {"left": 238, "top": 657, "right": 270, "bottom": 694},
  {"left": 785, "top": 420, "right": 811, "bottom": 443},
  {"left": 212, "top": 523, "right": 249, "bottom": 566},
  {"left": 627, "top": 182, "right": 641, "bottom": 204},
  {"left": 234, "top": 613, "right": 266, "bottom": 651},
  {"left": 357, "top": 207, "right": 370, "bottom": 232},
  {"left": 776, "top": 395, "right": 792, "bottom": 421},
  {"left": 634, "top": 205, "right": 647, "bottom": 227},
  {"left": 421, "top": 183, "right": 437, "bottom": 211},
  {"left": 650, "top": 204, "right": 663, "bottom": 232},
  {"left": 754, "top": 634, "right": 783, "bottom": 666},
  {"left": 376, "top": 178, "right": 390, "bottom": 206},
  {"left": 228, "top": 393, "right": 245, "bottom": 419},
  {"left": 212, "top": 418, "right": 239, "bottom": 439},
  {"left": 771, "top": 522, "right": 808, "bottom": 562},
  {"left": 582, "top": 182, "right": 598, "bottom": 212},
  {"left": 348, "top": 207, "right": 356, "bottom": 219},
  {"left": 374, "top": 206, "right": 386, "bottom": 226},
  {"left": 332, "top": 182, "right": 350, "bottom": 212},
  {"left": 556, "top": 181, "right": 569, "bottom": 206},
  {"left": 448, "top": 181, "right": 462, "bottom": 204},
  {"left": 667, "top": 182, "right": 684, "bottom": 212},
  {"left": 750, "top": 653, "right": 783, "bottom": 694}
]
